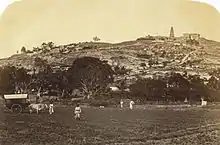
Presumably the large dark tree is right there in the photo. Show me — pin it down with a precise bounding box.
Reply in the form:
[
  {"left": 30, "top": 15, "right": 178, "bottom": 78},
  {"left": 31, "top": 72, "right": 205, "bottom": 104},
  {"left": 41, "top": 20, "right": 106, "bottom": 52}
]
[
  {"left": 67, "top": 57, "right": 114, "bottom": 99},
  {"left": 187, "top": 75, "right": 209, "bottom": 101},
  {"left": 0, "top": 66, "right": 14, "bottom": 94},
  {"left": 166, "top": 72, "right": 190, "bottom": 101},
  {"left": 207, "top": 76, "right": 220, "bottom": 90},
  {"left": 14, "top": 67, "right": 31, "bottom": 93},
  {"left": 0, "top": 66, "right": 31, "bottom": 94},
  {"left": 130, "top": 78, "right": 166, "bottom": 102},
  {"left": 32, "top": 57, "right": 53, "bottom": 92}
]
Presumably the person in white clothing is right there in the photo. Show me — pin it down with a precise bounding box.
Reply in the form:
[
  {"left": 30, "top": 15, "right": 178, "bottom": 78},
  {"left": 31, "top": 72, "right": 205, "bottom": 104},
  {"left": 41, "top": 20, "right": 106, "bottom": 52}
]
[
  {"left": 49, "top": 101, "right": 54, "bottom": 115},
  {"left": 120, "top": 99, "right": 124, "bottom": 108},
  {"left": 130, "top": 100, "right": 135, "bottom": 110},
  {"left": 74, "top": 104, "right": 82, "bottom": 120}
]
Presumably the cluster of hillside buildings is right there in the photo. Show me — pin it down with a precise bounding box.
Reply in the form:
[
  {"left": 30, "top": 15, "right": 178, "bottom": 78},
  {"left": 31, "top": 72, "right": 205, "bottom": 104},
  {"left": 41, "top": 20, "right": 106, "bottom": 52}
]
[{"left": 169, "top": 26, "right": 200, "bottom": 41}]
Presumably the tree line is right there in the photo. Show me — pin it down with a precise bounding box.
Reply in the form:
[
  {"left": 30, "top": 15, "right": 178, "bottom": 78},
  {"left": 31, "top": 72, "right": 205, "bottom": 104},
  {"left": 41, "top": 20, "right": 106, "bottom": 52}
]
[
  {"left": 0, "top": 57, "right": 114, "bottom": 99},
  {"left": 129, "top": 73, "right": 207, "bottom": 102},
  {"left": 1, "top": 56, "right": 220, "bottom": 103}
]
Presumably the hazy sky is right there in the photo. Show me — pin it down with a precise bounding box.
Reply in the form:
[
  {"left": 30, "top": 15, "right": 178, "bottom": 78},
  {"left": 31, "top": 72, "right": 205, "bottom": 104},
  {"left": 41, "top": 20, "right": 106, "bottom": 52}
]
[
  {"left": 1, "top": 0, "right": 219, "bottom": 15},
  {"left": 0, "top": 0, "right": 219, "bottom": 58}
]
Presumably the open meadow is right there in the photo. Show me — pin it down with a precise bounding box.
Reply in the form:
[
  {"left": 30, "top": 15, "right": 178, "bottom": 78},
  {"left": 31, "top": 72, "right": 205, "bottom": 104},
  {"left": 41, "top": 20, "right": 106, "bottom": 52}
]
[{"left": 1, "top": 105, "right": 220, "bottom": 145}]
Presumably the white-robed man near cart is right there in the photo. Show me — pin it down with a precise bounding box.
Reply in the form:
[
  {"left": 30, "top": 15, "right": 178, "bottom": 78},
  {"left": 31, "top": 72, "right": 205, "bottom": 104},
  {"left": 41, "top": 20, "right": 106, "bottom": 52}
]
[
  {"left": 130, "top": 100, "right": 135, "bottom": 110},
  {"left": 74, "top": 104, "right": 82, "bottom": 120}
]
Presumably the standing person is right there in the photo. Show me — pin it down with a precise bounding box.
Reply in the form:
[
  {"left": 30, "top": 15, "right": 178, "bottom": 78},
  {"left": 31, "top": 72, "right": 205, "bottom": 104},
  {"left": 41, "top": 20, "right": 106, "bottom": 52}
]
[
  {"left": 36, "top": 90, "right": 41, "bottom": 103},
  {"left": 74, "top": 104, "right": 82, "bottom": 120},
  {"left": 120, "top": 99, "right": 124, "bottom": 108},
  {"left": 36, "top": 87, "right": 41, "bottom": 103},
  {"left": 49, "top": 100, "right": 54, "bottom": 115},
  {"left": 36, "top": 95, "right": 39, "bottom": 103},
  {"left": 129, "top": 100, "right": 135, "bottom": 110}
]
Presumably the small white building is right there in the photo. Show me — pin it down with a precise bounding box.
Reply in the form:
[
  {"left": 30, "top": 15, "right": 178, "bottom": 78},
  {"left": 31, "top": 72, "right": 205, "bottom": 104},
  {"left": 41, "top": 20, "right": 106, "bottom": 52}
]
[{"left": 109, "top": 86, "right": 120, "bottom": 92}]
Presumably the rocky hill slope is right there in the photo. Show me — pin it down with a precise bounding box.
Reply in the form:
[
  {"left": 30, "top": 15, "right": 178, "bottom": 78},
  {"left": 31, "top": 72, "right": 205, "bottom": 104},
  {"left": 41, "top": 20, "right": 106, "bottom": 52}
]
[{"left": 1, "top": 36, "right": 220, "bottom": 82}]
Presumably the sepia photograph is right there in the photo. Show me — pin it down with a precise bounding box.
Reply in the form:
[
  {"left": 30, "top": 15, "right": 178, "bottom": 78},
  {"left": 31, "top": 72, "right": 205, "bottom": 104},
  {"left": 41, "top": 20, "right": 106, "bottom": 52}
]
[{"left": 0, "top": 0, "right": 220, "bottom": 144}]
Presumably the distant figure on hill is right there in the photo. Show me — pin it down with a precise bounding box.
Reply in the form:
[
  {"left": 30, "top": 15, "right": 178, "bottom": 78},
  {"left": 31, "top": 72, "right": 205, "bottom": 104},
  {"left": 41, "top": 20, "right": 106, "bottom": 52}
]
[{"left": 130, "top": 100, "right": 135, "bottom": 110}]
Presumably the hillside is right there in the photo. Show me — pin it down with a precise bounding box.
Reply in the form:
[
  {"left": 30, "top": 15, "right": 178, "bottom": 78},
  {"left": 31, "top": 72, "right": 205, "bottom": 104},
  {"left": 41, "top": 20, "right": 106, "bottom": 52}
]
[{"left": 1, "top": 36, "right": 220, "bottom": 82}]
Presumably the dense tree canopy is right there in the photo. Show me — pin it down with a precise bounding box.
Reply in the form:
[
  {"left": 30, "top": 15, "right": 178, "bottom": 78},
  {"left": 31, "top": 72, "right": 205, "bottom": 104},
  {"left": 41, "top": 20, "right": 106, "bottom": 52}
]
[
  {"left": 129, "top": 72, "right": 213, "bottom": 102},
  {"left": 67, "top": 57, "right": 114, "bottom": 99},
  {"left": 0, "top": 66, "right": 31, "bottom": 94},
  {"left": 2, "top": 56, "right": 220, "bottom": 103}
]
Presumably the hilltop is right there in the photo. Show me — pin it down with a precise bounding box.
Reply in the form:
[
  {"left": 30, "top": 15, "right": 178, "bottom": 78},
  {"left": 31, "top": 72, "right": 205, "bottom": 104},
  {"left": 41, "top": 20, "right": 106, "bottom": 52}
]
[
  {"left": 0, "top": 0, "right": 220, "bottom": 58},
  {"left": 1, "top": 35, "right": 220, "bottom": 82}
]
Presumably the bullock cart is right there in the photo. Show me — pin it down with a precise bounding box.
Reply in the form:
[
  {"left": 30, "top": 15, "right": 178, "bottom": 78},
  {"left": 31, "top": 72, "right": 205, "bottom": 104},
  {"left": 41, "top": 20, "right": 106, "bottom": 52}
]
[{"left": 3, "top": 94, "right": 30, "bottom": 114}]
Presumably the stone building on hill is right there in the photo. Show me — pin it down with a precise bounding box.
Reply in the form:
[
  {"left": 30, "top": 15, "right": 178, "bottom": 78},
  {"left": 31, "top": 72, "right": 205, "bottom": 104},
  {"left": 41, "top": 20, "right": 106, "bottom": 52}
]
[{"left": 183, "top": 33, "right": 200, "bottom": 41}]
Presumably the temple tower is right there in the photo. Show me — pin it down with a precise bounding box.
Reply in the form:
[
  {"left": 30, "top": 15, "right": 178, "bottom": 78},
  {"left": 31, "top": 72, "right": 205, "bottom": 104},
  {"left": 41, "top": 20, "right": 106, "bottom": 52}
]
[{"left": 169, "top": 26, "right": 175, "bottom": 38}]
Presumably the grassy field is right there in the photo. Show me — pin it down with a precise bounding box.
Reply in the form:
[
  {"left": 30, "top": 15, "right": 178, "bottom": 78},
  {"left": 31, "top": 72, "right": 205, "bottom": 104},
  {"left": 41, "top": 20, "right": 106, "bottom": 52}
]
[{"left": 1, "top": 105, "right": 220, "bottom": 145}]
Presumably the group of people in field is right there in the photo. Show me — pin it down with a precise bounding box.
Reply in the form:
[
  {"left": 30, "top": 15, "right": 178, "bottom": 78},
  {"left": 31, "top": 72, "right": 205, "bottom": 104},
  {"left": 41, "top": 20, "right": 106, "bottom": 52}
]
[
  {"left": 30, "top": 92, "right": 135, "bottom": 121},
  {"left": 29, "top": 102, "right": 82, "bottom": 120},
  {"left": 29, "top": 94, "right": 82, "bottom": 120},
  {"left": 120, "top": 99, "right": 135, "bottom": 109}
]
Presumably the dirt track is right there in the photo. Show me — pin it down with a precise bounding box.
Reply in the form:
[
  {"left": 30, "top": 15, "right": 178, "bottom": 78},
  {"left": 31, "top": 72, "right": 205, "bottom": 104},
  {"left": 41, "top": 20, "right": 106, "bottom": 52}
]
[{"left": 1, "top": 105, "right": 220, "bottom": 145}]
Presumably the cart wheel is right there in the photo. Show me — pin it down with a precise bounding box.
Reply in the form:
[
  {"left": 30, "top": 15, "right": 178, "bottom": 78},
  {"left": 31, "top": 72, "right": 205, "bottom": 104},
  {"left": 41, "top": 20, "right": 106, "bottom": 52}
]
[{"left": 11, "top": 104, "right": 22, "bottom": 114}]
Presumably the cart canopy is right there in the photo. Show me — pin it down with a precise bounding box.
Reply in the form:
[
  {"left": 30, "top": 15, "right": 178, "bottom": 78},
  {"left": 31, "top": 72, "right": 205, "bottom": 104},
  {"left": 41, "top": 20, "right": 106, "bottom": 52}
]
[{"left": 4, "top": 94, "right": 28, "bottom": 100}]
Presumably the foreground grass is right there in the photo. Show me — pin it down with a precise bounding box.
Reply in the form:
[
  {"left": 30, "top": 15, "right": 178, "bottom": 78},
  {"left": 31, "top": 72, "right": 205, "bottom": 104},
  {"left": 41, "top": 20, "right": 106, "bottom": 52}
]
[{"left": 1, "top": 106, "right": 220, "bottom": 145}]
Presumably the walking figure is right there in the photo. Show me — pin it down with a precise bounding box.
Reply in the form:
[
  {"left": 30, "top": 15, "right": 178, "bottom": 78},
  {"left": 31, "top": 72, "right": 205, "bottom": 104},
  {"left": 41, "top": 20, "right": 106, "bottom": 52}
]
[
  {"left": 74, "top": 104, "right": 82, "bottom": 120},
  {"left": 129, "top": 100, "right": 135, "bottom": 110},
  {"left": 120, "top": 99, "right": 124, "bottom": 108},
  {"left": 36, "top": 95, "right": 40, "bottom": 103},
  {"left": 49, "top": 101, "right": 54, "bottom": 115}
]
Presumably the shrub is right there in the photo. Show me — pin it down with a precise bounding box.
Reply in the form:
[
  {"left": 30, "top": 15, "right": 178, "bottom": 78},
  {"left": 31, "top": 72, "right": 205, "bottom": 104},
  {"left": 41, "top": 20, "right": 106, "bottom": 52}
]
[
  {"left": 26, "top": 50, "right": 33, "bottom": 53},
  {"left": 137, "top": 54, "right": 152, "bottom": 59},
  {"left": 88, "top": 99, "right": 116, "bottom": 107},
  {"left": 114, "top": 66, "right": 130, "bottom": 75},
  {"left": 21, "top": 46, "right": 26, "bottom": 53}
]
